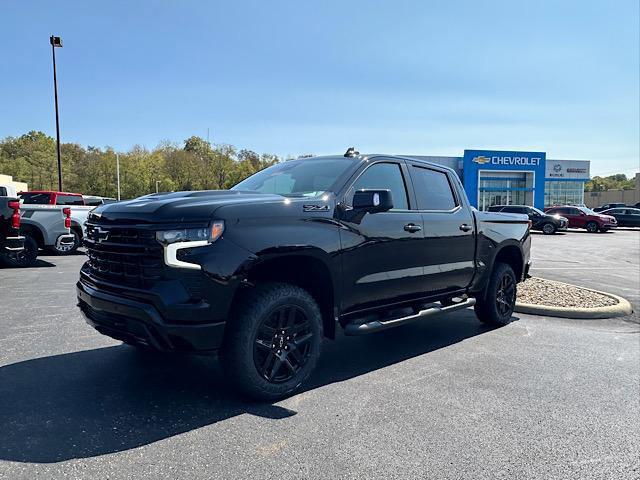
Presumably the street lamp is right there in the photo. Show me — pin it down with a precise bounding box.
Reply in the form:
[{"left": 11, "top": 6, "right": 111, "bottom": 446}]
[{"left": 50, "top": 35, "right": 63, "bottom": 191}]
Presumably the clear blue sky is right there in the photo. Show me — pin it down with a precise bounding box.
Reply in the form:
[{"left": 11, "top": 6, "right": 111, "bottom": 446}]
[{"left": 1, "top": 0, "right": 638, "bottom": 176}]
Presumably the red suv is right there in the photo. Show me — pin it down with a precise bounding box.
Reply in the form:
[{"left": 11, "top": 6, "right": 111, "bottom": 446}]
[
  {"left": 545, "top": 205, "right": 617, "bottom": 233},
  {"left": 18, "top": 191, "right": 85, "bottom": 206}
]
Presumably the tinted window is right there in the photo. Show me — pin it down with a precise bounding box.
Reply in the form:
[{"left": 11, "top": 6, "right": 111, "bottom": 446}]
[
  {"left": 352, "top": 163, "right": 408, "bottom": 210},
  {"left": 56, "top": 195, "right": 84, "bottom": 206},
  {"left": 411, "top": 167, "right": 456, "bottom": 211},
  {"left": 502, "top": 206, "right": 526, "bottom": 214},
  {"left": 0, "top": 187, "right": 7, "bottom": 196},
  {"left": 232, "top": 158, "right": 354, "bottom": 197},
  {"left": 19, "top": 193, "right": 52, "bottom": 204},
  {"left": 487, "top": 206, "right": 504, "bottom": 212}
]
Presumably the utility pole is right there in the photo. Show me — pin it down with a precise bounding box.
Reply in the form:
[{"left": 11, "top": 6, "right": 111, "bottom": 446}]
[
  {"left": 155, "top": 180, "right": 160, "bottom": 193},
  {"left": 50, "top": 35, "right": 63, "bottom": 191},
  {"left": 116, "top": 154, "right": 121, "bottom": 201}
]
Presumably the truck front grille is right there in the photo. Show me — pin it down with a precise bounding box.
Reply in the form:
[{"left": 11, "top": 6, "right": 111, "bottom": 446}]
[{"left": 84, "top": 222, "right": 163, "bottom": 288}]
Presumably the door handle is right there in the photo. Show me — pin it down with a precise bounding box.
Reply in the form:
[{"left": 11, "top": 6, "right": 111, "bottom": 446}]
[
  {"left": 459, "top": 224, "right": 473, "bottom": 232},
  {"left": 404, "top": 223, "right": 422, "bottom": 233}
]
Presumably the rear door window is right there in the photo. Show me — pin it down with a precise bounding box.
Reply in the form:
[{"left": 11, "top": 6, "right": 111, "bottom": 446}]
[
  {"left": 56, "top": 195, "right": 84, "bottom": 206},
  {"left": 410, "top": 166, "right": 457, "bottom": 211},
  {"left": 19, "top": 193, "right": 52, "bottom": 204}
]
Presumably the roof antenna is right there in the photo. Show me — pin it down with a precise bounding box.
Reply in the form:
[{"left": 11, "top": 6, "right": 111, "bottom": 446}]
[{"left": 344, "top": 147, "right": 359, "bottom": 157}]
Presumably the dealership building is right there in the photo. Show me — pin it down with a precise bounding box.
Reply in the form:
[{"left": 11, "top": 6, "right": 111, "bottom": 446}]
[{"left": 409, "top": 149, "right": 590, "bottom": 210}]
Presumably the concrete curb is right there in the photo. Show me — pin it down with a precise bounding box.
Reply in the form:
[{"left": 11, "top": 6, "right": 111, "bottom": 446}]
[{"left": 515, "top": 278, "right": 634, "bottom": 319}]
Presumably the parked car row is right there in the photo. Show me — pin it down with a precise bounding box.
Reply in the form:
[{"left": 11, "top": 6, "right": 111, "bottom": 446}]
[
  {"left": 488, "top": 204, "right": 640, "bottom": 233},
  {"left": 0, "top": 186, "right": 115, "bottom": 267},
  {"left": 593, "top": 202, "right": 640, "bottom": 212},
  {"left": 543, "top": 205, "right": 618, "bottom": 233},
  {"left": 487, "top": 205, "right": 568, "bottom": 235}
]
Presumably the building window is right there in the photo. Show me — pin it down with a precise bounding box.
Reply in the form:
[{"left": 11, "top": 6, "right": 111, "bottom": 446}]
[
  {"left": 477, "top": 172, "right": 535, "bottom": 210},
  {"left": 544, "top": 181, "right": 585, "bottom": 207}
]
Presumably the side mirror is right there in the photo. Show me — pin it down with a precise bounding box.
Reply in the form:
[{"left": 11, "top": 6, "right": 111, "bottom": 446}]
[{"left": 352, "top": 189, "right": 393, "bottom": 213}]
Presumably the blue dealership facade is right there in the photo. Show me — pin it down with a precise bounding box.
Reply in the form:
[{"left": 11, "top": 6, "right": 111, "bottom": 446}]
[{"left": 408, "top": 149, "right": 590, "bottom": 210}]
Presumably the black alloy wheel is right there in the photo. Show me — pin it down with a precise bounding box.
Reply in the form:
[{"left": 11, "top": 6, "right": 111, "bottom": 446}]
[
  {"left": 542, "top": 223, "right": 556, "bottom": 235},
  {"left": 253, "top": 305, "right": 314, "bottom": 383},
  {"left": 586, "top": 221, "right": 598, "bottom": 233},
  {"left": 221, "top": 282, "right": 322, "bottom": 401},
  {"left": 495, "top": 271, "right": 516, "bottom": 318},
  {"left": 474, "top": 262, "right": 517, "bottom": 326}
]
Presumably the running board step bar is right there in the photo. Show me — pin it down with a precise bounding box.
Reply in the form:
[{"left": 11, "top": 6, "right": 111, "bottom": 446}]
[{"left": 344, "top": 298, "right": 476, "bottom": 336}]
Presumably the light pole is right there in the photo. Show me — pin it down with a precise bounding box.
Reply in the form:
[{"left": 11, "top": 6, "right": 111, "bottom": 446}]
[
  {"left": 155, "top": 180, "right": 160, "bottom": 193},
  {"left": 50, "top": 35, "right": 63, "bottom": 191},
  {"left": 116, "top": 153, "right": 121, "bottom": 201}
]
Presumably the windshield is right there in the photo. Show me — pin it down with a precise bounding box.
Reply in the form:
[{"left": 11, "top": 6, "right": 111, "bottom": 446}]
[
  {"left": 530, "top": 207, "right": 546, "bottom": 215},
  {"left": 231, "top": 158, "right": 354, "bottom": 197},
  {"left": 579, "top": 207, "right": 597, "bottom": 215}
]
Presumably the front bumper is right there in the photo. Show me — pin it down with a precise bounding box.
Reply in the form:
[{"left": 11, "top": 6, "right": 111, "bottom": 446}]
[
  {"left": 77, "top": 279, "right": 226, "bottom": 352},
  {"left": 56, "top": 233, "right": 75, "bottom": 248}
]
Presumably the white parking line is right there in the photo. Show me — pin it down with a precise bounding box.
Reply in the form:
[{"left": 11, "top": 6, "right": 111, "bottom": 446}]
[{"left": 531, "top": 267, "right": 627, "bottom": 270}]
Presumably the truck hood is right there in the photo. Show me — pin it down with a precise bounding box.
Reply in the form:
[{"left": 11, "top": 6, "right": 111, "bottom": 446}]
[{"left": 91, "top": 190, "right": 288, "bottom": 223}]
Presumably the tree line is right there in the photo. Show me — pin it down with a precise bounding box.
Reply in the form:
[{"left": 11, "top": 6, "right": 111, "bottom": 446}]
[
  {"left": 0, "top": 131, "right": 282, "bottom": 199},
  {"left": 585, "top": 174, "right": 637, "bottom": 192}
]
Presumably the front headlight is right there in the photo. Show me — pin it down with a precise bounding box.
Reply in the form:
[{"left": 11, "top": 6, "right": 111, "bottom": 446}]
[{"left": 156, "top": 221, "right": 225, "bottom": 245}]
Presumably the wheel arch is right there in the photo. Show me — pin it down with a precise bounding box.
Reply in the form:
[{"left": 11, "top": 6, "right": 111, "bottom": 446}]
[
  {"left": 233, "top": 251, "right": 338, "bottom": 339},
  {"left": 19, "top": 223, "right": 45, "bottom": 249},
  {"left": 69, "top": 221, "right": 84, "bottom": 239},
  {"left": 493, "top": 244, "right": 524, "bottom": 283}
]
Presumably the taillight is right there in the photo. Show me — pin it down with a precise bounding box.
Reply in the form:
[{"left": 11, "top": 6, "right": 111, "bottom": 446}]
[
  {"left": 63, "top": 207, "right": 71, "bottom": 229},
  {"left": 8, "top": 200, "right": 20, "bottom": 229}
]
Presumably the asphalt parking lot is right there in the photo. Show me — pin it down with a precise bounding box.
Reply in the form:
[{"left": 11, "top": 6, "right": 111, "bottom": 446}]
[{"left": 0, "top": 230, "right": 638, "bottom": 479}]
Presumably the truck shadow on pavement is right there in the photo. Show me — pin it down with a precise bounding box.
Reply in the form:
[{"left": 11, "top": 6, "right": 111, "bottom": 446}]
[{"left": 0, "top": 309, "right": 511, "bottom": 463}]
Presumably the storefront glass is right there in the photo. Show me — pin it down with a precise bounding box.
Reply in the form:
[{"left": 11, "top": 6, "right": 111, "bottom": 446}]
[
  {"left": 544, "top": 181, "right": 585, "bottom": 206},
  {"left": 478, "top": 172, "right": 535, "bottom": 210}
]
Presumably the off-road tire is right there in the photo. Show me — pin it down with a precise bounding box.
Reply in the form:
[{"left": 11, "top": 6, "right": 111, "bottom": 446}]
[
  {"left": 1, "top": 235, "right": 38, "bottom": 268},
  {"left": 474, "top": 262, "right": 517, "bottom": 326},
  {"left": 586, "top": 221, "right": 599, "bottom": 233},
  {"left": 221, "top": 282, "right": 323, "bottom": 401}
]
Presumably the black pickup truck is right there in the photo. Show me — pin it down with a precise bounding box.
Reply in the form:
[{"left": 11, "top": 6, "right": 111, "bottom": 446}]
[
  {"left": 0, "top": 195, "right": 26, "bottom": 266},
  {"left": 77, "top": 151, "right": 531, "bottom": 400}
]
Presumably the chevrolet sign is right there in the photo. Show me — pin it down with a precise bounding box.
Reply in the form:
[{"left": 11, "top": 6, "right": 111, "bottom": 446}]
[{"left": 473, "top": 155, "right": 541, "bottom": 166}]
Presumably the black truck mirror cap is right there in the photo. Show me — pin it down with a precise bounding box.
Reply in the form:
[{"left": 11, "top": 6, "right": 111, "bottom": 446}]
[{"left": 353, "top": 189, "right": 393, "bottom": 213}]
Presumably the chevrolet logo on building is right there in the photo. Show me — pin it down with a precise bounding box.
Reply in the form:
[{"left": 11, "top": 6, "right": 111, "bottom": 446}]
[{"left": 472, "top": 155, "right": 491, "bottom": 165}]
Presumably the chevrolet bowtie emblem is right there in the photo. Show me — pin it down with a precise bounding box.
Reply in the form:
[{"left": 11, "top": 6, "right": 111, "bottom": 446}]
[
  {"left": 90, "top": 227, "right": 110, "bottom": 243},
  {"left": 472, "top": 155, "right": 491, "bottom": 165}
]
